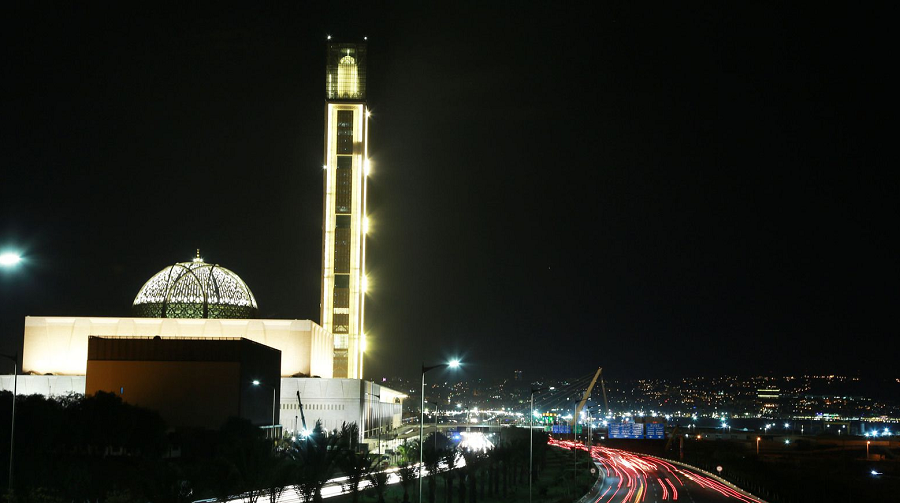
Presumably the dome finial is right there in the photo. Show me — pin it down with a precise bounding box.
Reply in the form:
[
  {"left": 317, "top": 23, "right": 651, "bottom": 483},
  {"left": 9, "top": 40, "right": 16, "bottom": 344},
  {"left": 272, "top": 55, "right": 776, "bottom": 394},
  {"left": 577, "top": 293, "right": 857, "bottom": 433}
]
[{"left": 193, "top": 249, "right": 202, "bottom": 263}]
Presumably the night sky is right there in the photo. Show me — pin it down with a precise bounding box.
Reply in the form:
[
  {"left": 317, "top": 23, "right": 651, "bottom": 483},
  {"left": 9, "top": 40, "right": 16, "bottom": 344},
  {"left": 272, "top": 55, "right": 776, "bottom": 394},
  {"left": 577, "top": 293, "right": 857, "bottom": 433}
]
[{"left": 1, "top": 4, "right": 895, "bottom": 381}]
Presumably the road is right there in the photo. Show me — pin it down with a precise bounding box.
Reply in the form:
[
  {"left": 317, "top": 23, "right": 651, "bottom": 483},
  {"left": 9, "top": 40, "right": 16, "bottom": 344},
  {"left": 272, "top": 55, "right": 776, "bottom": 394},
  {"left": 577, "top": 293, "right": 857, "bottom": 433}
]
[{"left": 550, "top": 439, "right": 765, "bottom": 503}]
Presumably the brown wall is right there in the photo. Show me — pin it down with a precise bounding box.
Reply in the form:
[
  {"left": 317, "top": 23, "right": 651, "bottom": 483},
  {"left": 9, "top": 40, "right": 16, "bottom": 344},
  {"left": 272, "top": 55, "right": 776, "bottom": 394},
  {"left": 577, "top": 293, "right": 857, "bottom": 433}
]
[{"left": 86, "top": 360, "right": 241, "bottom": 430}]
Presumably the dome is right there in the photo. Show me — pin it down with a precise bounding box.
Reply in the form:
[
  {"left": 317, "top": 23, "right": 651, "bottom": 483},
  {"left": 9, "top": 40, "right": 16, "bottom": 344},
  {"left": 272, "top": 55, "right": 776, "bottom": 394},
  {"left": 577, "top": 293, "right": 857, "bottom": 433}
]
[{"left": 132, "top": 252, "right": 258, "bottom": 319}]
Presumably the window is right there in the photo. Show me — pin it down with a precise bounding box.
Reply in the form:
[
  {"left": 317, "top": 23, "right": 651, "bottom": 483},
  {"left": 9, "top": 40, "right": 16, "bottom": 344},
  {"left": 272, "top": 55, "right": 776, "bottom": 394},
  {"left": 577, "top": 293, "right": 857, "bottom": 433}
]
[
  {"left": 335, "top": 156, "right": 352, "bottom": 212},
  {"left": 337, "top": 111, "right": 354, "bottom": 154}
]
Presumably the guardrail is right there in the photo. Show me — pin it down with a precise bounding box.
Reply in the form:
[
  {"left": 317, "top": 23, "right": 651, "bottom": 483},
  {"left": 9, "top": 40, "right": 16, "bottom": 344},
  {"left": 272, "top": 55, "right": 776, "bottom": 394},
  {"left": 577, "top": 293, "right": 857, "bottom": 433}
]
[{"left": 655, "top": 456, "right": 769, "bottom": 503}]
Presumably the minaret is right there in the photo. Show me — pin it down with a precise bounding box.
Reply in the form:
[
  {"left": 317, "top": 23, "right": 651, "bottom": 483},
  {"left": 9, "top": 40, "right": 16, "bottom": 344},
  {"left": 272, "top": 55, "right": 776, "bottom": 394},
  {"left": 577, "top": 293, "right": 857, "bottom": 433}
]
[{"left": 321, "top": 40, "right": 368, "bottom": 379}]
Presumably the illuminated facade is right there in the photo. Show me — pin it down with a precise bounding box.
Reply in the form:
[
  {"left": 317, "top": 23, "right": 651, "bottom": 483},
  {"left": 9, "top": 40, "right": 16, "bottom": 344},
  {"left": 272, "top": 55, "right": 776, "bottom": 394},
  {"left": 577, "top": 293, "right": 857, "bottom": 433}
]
[
  {"left": 22, "top": 316, "right": 333, "bottom": 378},
  {"left": 321, "top": 41, "right": 369, "bottom": 379}
]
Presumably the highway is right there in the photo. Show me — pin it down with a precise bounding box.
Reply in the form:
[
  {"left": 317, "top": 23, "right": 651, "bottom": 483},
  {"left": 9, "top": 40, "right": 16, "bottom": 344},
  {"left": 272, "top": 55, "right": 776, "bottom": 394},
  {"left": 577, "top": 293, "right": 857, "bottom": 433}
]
[{"left": 550, "top": 439, "right": 765, "bottom": 503}]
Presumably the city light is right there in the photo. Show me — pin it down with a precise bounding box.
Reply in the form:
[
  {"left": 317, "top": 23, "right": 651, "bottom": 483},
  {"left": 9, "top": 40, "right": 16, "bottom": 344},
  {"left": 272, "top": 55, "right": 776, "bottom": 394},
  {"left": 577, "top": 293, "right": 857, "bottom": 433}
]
[{"left": 448, "top": 359, "right": 460, "bottom": 368}]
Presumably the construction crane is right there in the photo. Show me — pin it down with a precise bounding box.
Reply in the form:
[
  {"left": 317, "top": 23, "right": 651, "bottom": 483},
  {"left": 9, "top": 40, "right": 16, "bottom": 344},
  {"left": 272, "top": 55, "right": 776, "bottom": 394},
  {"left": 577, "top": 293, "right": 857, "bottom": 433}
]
[
  {"left": 573, "top": 367, "right": 603, "bottom": 430},
  {"left": 296, "top": 391, "right": 308, "bottom": 432},
  {"left": 598, "top": 368, "right": 610, "bottom": 415},
  {"left": 572, "top": 368, "right": 611, "bottom": 425}
]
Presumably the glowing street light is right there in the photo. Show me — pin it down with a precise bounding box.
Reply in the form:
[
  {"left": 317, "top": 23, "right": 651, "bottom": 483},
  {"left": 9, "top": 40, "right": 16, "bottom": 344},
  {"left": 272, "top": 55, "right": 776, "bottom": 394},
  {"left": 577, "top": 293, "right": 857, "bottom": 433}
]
[
  {"left": 0, "top": 252, "right": 22, "bottom": 267},
  {"left": 756, "top": 436, "right": 761, "bottom": 454},
  {"left": 252, "top": 380, "right": 277, "bottom": 442}
]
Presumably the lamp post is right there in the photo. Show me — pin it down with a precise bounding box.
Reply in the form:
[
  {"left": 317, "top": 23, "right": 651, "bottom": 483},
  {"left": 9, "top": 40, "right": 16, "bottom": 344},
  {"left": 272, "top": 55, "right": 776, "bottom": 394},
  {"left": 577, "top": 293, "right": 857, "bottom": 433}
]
[
  {"left": 585, "top": 406, "right": 596, "bottom": 449},
  {"left": 252, "top": 380, "right": 276, "bottom": 442},
  {"left": 427, "top": 401, "right": 439, "bottom": 452},
  {"left": 420, "top": 360, "right": 460, "bottom": 503},
  {"left": 1, "top": 252, "right": 23, "bottom": 499},
  {"left": 529, "top": 387, "right": 548, "bottom": 503},
  {"left": 1, "top": 352, "right": 17, "bottom": 498}
]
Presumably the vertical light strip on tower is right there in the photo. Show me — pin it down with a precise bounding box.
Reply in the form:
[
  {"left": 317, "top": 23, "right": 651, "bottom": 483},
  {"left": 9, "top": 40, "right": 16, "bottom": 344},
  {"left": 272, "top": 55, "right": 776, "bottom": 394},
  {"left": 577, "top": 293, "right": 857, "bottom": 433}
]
[{"left": 322, "top": 40, "right": 367, "bottom": 379}]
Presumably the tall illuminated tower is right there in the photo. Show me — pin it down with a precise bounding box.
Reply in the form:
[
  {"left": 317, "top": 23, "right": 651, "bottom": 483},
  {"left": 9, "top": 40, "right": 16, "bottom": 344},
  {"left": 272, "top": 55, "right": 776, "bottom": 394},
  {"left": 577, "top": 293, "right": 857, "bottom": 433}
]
[{"left": 321, "top": 40, "right": 369, "bottom": 379}]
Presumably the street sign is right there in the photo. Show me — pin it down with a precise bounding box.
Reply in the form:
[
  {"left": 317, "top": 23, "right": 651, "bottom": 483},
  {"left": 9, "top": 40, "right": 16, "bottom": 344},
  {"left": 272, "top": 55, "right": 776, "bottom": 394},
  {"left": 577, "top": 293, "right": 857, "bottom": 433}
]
[
  {"left": 609, "top": 422, "right": 644, "bottom": 439},
  {"left": 645, "top": 423, "right": 665, "bottom": 439}
]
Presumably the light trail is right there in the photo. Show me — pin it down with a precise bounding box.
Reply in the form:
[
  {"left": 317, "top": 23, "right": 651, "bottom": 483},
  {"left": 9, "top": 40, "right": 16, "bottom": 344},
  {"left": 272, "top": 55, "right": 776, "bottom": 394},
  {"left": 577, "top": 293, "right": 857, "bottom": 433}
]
[{"left": 548, "top": 438, "right": 763, "bottom": 503}]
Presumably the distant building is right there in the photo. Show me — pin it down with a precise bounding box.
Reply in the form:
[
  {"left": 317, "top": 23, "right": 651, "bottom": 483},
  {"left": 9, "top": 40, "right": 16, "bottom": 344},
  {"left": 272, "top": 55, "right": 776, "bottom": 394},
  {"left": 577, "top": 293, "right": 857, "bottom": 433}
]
[
  {"left": 86, "top": 336, "right": 281, "bottom": 430},
  {"left": 757, "top": 387, "right": 781, "bottom": 414},
  {"left": 321, "top": 40, "right": 369, "bottom": 379}
]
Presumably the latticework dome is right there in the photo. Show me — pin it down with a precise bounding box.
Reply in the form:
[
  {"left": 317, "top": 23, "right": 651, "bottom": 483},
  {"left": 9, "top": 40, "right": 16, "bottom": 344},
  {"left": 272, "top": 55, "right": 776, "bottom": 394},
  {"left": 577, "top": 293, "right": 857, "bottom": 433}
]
[{"left": 132, "top": 252, "right": 258, "bottom": 319}]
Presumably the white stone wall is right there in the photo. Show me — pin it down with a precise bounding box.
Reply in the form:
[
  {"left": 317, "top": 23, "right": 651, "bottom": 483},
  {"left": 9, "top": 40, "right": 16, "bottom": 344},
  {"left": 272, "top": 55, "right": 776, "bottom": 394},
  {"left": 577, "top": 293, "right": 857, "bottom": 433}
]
[
  {"left": 0, "top": 375, "right": 85, "bottom": 396},
  {"left": 22, "top": 316, "right": 333, "bottom": 378},
  {"left": 280, "top": 378, "right": 404, "bottom": 439}
]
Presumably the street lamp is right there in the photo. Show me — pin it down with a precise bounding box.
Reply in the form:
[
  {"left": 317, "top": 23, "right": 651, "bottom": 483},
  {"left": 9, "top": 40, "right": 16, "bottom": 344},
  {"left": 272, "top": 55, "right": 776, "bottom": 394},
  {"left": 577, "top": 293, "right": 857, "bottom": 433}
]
[
  {"left": 427, "top": 401, "right": 439, "bottom": 452},
  {"left": 1, "top": 352, "right": 17, "bottom": 498},
  {"left": 419, "top": 360, "right": 460, "bottom": 503},
  {"left": 866, "top": 440, "right": 870, "bottom": 459},
  {"left": 0, "top": 252, "right": 22, "bottom": 267},
  {"left": 529, "top": 387, "right": 549, "bottom": 503},
  {"left": 252, "top": 380, "right": 277, "bottom": 442},
  {"left": 756, "top": 436, "right": 761, "bottom": 454}
]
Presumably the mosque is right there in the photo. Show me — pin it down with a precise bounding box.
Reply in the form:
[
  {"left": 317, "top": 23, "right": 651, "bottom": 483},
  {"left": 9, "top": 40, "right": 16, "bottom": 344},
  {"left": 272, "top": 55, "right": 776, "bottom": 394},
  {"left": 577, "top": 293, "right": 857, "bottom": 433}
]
[{"left": 1, "top": 39, "right": 403, "bottom": 444}]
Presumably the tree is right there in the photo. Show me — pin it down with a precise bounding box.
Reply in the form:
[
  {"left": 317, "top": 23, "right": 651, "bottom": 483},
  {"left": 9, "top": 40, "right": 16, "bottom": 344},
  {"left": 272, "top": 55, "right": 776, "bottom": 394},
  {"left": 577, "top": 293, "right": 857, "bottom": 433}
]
[
  {"left": 422, "top": 443, "right": 442, "bottom": 503},
  {"left": 265, "top": 457, "right": 293, "bottom": 503},
  {"left": 460, "top": 450, "right": 484, "bottom": 503},
  {"left": 367, "top": 464, "right": 389, "bottom": 503},
  {"left": 397, "top": 463, "right": 416, "bottom": 503},
  {"left": 441, "top": 449, "right": 455, "bottom": 503},
  {"left": 340, "top": 448, "right": 376, "bottom": 503},
  {"left": 292, "top": 421, "right": 355, "bottom": 503},
  {"left": 397, "top": 439, "right": 419, "bottom": 465}
]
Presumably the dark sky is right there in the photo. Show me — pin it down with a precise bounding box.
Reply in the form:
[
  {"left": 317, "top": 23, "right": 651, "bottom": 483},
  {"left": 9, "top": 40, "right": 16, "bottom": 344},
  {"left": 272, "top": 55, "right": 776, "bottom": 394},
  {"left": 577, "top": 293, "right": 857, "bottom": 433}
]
[{"left": 1, "top": 3, "right": 895, "bottom": 381}]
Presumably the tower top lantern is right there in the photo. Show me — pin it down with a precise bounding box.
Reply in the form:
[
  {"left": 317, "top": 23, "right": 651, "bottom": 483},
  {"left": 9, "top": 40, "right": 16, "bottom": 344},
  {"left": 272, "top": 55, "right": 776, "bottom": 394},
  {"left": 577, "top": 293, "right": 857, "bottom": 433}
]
[{"left": 326, "top": 42, "right": 367, "bottom": 101}]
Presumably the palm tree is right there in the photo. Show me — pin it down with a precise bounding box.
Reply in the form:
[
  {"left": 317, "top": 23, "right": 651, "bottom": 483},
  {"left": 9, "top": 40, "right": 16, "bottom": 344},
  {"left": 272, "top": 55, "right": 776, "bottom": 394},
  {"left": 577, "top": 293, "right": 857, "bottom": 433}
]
[
  {"left": 460, "top": 450, "right": 484, "bottom": 503},
  {"left": 397, "top": 463, "right": 416, "bottom": 503},
  {"left": 292, "top": 420, "right": 350, "bottom": 503},
  {"left": 441, "top": 449, "right": 455, "bottom": 503},
  {"left": 397, "top": 439, "right": 419, "bottom": 466},
  {"left": 422, "top": 444, "right": 442, "bottom": 503},
  {"left": 367, "top": 464, "right": 390, "bottom": 503},
  {"left": 341, "top": 448, "right": 377, "bottom": 503},
  {"left": 266, "top": 456, "right": 293, "bottom": 503}
]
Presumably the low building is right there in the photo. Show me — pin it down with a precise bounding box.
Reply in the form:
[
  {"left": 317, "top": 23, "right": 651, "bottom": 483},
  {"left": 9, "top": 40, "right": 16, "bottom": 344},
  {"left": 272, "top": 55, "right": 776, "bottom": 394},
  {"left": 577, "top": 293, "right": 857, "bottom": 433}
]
[
  {"left": 281, "top": 378, "right": 405, "bottom": 438},
  {"left": 86, "top": 336, "right": 281, "bottom": 430}
]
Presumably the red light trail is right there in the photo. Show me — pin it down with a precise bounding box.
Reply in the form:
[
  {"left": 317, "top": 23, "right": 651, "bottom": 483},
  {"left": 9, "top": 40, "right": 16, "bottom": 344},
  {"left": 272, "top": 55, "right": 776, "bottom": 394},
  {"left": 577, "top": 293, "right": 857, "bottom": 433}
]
[{"left": 548, "top": 438, "right": 764, "bottom": 503}]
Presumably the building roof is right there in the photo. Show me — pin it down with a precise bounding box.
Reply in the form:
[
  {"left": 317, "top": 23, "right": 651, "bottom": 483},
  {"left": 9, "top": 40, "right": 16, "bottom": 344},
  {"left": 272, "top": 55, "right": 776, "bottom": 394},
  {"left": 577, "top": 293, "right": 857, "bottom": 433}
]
[{"left": 132, "top": 252, "right": 258, "bottom": 319}]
